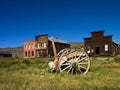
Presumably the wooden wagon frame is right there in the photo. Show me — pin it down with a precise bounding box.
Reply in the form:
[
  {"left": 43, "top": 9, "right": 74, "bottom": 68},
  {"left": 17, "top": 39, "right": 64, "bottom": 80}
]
[{"left": 48, "top": 39, "right": 90, "bottom": 74}]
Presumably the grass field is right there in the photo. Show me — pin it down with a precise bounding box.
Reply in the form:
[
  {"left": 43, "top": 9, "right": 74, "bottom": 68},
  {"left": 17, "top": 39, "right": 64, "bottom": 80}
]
[{"left": 0, "top": 56, "right": 120, "bottom": 90}]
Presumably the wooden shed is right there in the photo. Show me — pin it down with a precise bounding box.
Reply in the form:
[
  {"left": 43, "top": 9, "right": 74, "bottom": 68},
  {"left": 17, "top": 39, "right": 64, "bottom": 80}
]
[{"left": 0, "top": 51, "right": 12, "bottom": 57}]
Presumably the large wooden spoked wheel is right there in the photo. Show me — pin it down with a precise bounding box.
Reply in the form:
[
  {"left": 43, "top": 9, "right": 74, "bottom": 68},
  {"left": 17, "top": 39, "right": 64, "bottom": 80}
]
[{"left": 58, "top": 49, "right": 90, "bottom": 74}]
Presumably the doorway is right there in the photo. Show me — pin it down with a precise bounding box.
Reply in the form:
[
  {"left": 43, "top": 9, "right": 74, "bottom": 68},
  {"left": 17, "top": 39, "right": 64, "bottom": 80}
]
[{"left": 95, "top": 45, "right": 100, "bottom": 55}]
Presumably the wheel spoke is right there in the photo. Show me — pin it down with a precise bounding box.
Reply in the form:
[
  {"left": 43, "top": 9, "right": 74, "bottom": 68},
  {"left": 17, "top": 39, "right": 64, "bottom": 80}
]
[
  {"left": 76, "top": 53, "right": 86, "bottom": 61},
  {"left": 61, "top": 63, "right": 70, "bottom": 66},
  {"left": 76, "top": 53, "right": 83, "bottom": 60},
  {"left": 78, "top": 68, "right": 82, "bottom": 73},
  {"left": 78, "top": 56, "right": 88, "bottom": 62},
  {"left": 61, "top": 65, "right": 71, "bottom": 72},
  {"left": 75, "top": 70, "right": 77, "bottom": 74},
  {"left": 78, "top": 65, "right": 82, "bottom": 73},
  {"left": 71, "top": 68, "right": 74, "bottom": 74},
  {"left": 67, "top": 66, "right": 72, "bottom": 73},
  {"left": 78, "top": 65, "right": 87, "bottom": 70}
]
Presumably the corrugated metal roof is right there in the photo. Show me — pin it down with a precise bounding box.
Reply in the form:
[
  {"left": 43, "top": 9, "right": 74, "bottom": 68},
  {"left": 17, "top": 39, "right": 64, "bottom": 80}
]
[
  {"left": 48, "top": 37, "right": 69, "bottom": 44},
  {"left": 112, "top": 40, "right": 120, "bottom": 48}
]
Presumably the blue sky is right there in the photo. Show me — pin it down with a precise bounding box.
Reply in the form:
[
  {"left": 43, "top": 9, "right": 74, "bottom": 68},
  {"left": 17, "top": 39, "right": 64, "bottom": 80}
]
[{"left": 0, "top": 0, "right": 120, "bottom": 48}]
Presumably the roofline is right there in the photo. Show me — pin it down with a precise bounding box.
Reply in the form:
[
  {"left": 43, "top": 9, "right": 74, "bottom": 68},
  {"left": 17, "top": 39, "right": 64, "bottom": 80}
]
[
  {"left": 90, "top": 30, "right": 104, "bottom": 33},
  {"left": 104, "top": 35, "right": 113, "bottom": 37},
  {"left": 24, "top": 40, "right": 36, "bottom": 43},
  {"left": 48, "top": 37, "right": 70, "bottom": 44},
  {"left": 35, "top": 34, "right": 48, "bottom": 37},
  {"left": 84, "top": 37, "right": 90, "bottom": 39},
  {"left": 112, "top": 41, "right": 120, "bottom": 45}
]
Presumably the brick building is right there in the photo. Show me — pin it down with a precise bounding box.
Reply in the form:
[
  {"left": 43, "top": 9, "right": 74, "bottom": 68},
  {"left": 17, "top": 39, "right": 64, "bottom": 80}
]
[
  {"left": 84, "top": 30, "right": 120, "bottom": 56},
  {"left": 24, "top": 40, "right": 36, "bottom": 58},
  {"left": 24, "top": 34, "right": 70, "bottom": 58}
]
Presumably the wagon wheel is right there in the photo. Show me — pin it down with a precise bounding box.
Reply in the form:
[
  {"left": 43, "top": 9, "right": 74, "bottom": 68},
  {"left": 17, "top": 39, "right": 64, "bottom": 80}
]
[
  {"left": 58, "top": 49, "right": 90, "bottom": 74},
  {"left": 57, "top": 48, "right": 69, "bottom": 60}
]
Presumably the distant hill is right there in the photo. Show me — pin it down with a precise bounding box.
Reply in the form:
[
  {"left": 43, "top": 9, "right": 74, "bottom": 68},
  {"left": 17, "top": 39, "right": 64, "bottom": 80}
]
[
  {"left": 0, "top": 46, "right": 23, "bottom": 58},
  {"left": 0, "top": 42, "right": 84, "bottom": 58},
  {"left": 70, "top": 42, "right": 84, "bottom": 49}
]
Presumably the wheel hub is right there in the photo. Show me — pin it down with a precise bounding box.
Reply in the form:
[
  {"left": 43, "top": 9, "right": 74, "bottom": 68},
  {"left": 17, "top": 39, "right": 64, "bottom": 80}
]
[{"left": 71, "top": 60, "right": 78, "bottom": 69}]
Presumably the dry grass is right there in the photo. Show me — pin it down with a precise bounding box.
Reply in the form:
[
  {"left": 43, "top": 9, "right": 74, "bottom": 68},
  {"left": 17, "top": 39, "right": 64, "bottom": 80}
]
[{"left": 0, "top": 57, "right": 120, "bottom": 90}]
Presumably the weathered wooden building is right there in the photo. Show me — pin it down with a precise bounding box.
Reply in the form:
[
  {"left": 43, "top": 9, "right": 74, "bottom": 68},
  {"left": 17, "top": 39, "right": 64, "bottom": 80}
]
[
  {"left": 24, "top": 34, "right": 70, "bottom": 58},
  {"left": 84, "top": 30, "right": 120, "bottom": 56},
  {"left": 0, "top": 51, "right": 12, "bottom": 57}
]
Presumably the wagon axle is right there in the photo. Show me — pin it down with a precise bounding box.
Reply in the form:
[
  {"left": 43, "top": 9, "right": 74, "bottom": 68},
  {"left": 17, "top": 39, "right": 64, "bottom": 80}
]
[{"left": 71, "top": 60, "right": 78, "bottom": 69}]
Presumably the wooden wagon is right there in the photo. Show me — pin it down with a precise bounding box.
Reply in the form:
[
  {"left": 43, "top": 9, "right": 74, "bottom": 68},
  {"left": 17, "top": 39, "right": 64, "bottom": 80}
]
[{"left": 48, "top": 39, "right": 90, "bottom": 74}]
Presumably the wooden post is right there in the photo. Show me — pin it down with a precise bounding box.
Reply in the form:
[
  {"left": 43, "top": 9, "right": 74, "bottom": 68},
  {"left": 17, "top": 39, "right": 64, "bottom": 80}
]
[{"left": 51, "top": 38, "right": 60, "bottom": 73}]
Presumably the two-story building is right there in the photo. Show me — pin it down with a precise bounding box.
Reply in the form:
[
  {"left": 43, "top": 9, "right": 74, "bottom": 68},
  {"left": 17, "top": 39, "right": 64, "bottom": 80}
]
[
  {"left": 24, "top": 34, "right": 70, "bottom": 58},
  {"left": 84, "top": 30, "right": 120, "bottom": 56}
]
